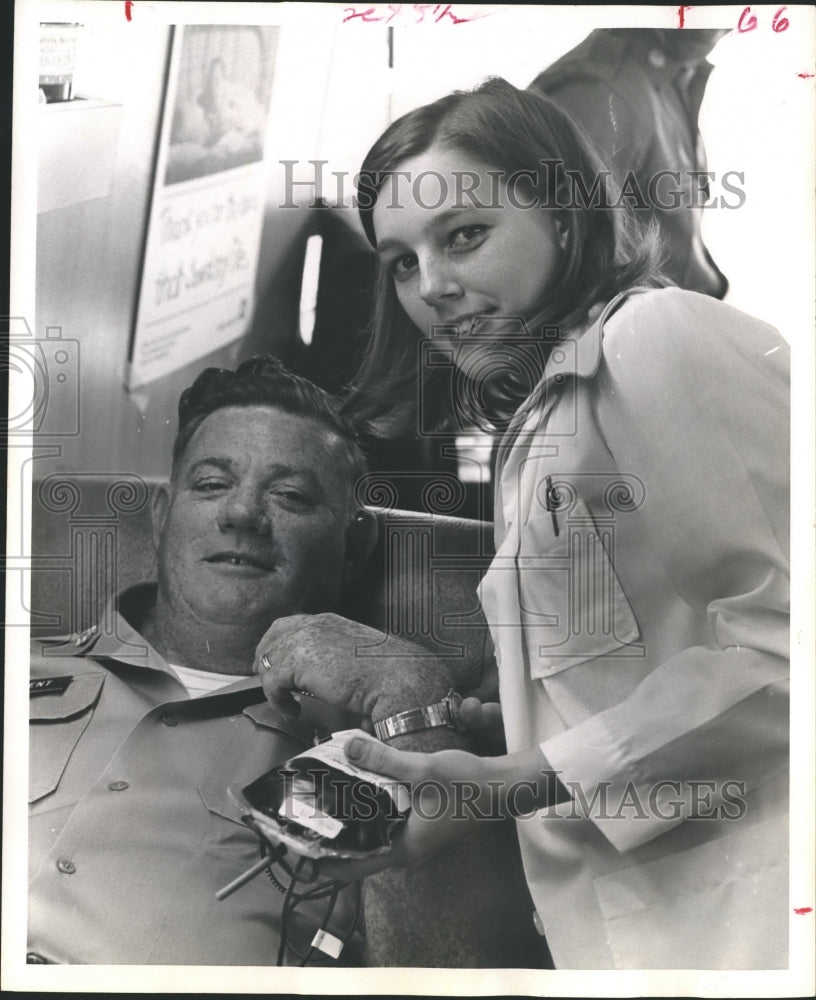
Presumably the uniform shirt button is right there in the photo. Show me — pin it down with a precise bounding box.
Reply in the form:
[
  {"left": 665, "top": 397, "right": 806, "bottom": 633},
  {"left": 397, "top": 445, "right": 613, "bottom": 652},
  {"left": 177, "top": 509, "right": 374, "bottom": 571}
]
[
  {"left": 57, "top": 858, "right": 77, "bottom": 874},
  {"left": 108, "top": 780, "right": 130, "bottom": 791},
  {"left": 532, "top": 909, "right": 546, "bottom": 936},
  {"left": 27, "top": 952, "right": 47, "bottom": 964},
  {"left": 160, "top": 712, "right": 178, "bottom": 726}
]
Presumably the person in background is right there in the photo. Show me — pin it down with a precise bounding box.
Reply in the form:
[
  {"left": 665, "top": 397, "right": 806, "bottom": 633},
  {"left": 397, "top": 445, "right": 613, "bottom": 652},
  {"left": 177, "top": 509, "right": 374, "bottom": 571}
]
[
  {"left": 257, "top": 78, "right": 790, "bottom": 970},
  {"left": 28, "top": 356, "right": 541, "bottom": 968},
  {"left": 529, "top": 28, "right": 730, "bottom": 298}
]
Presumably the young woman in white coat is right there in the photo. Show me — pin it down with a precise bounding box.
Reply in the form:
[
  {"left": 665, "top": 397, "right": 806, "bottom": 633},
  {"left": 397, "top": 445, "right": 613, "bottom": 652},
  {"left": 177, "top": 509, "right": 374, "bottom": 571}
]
[{"left": 258, "top": 78, "right": 790, "bottom": 970}]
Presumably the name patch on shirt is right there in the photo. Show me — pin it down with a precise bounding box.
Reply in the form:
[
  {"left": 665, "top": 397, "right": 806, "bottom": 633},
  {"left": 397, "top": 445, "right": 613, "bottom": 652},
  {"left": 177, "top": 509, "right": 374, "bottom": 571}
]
[{"left": 29, "top": 676, "right": 73, "bottom": 696}]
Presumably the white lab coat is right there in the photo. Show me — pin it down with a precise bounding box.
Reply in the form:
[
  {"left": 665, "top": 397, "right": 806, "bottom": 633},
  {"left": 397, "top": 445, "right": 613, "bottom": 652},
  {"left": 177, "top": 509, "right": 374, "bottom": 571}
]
[{"left": 478, "top": 287, "right": 790, "bottom": 969}]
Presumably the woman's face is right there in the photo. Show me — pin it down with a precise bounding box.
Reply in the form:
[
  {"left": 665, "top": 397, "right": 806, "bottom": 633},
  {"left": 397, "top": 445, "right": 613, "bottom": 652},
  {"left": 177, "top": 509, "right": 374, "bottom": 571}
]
[{"left": 372, "top": 144, "right": 566, "bottom": 360}]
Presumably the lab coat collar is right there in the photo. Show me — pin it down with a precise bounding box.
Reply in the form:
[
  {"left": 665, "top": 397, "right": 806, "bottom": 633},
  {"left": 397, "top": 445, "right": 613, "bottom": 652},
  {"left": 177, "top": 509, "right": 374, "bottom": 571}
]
[
  {"left": 534, "top": 288, "right": 644, "bottom": 396},
  {"left": 494, "top": 288, "right": 650, "bottom": 526}
]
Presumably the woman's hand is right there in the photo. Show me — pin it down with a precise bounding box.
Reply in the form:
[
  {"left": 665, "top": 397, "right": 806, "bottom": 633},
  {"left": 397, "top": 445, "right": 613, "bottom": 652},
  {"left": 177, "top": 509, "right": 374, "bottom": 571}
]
[
  {"left": 456, "top": 696, "right": 506, "bottom": 754},
  {"left": 457, "top": 696, "right": 502, "bottom": 731},
  {"left": 318, "top": 733, "right": 502, "bottom": 882},
  {"left": 316, "top": 735, "right": 558, "bottom": 882}
]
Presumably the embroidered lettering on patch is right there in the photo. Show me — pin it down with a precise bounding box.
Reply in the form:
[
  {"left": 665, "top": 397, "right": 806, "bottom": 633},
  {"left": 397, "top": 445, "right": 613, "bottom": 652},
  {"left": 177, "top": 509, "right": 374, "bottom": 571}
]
[{"left": 29, "top": 676, "right": 74, "bottom": 696}]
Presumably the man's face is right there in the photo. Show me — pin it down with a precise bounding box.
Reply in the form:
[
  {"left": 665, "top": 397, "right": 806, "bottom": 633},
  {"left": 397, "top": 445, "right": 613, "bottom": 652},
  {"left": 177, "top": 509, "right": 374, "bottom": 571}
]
[{"left": 153, "top": 405, "right": 357, "bottom": 630}]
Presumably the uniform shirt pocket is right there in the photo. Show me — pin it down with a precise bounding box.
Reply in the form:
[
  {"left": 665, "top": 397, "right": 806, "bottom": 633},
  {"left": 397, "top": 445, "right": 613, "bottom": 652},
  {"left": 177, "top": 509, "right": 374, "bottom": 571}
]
[
  {"left": 518, "top": 497, "right": 640, "bottom": 678},
  {"left": 197, "top": 702, "right": 310, "bottom": 823},
  {"left": 29, "top": 672, "right": 105, "bottom": 803}
]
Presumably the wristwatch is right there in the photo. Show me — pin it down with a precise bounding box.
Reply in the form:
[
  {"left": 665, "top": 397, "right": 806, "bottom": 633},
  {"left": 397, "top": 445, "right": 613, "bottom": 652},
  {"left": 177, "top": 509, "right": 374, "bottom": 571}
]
[{"left": 373, "top": 689, "right": 464, "bottom": 742}]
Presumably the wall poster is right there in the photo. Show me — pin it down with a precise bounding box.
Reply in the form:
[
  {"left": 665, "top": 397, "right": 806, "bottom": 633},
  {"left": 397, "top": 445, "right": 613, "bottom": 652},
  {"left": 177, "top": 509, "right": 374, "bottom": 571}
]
[{"left": 127, "top": 23, "right": 279, "bottom": 388}]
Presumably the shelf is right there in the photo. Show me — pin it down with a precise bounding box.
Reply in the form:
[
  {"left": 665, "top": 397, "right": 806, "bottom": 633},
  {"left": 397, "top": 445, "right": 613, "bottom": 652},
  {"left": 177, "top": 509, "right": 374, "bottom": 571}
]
[{"left": 38, "top": 97, "right": 123, "bottom": 214}]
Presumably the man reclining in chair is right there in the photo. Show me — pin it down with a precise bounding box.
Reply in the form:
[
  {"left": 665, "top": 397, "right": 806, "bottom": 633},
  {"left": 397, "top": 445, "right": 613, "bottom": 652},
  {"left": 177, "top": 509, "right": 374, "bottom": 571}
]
[{"left": 28, "top": 356, "right": 544, "bottom": 967}]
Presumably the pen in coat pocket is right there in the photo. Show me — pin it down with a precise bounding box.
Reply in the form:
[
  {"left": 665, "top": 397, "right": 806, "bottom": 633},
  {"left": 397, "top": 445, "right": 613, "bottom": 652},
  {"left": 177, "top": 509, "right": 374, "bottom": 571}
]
[{"left": 544, "top": 475, "right": 559, "bottom": 537}]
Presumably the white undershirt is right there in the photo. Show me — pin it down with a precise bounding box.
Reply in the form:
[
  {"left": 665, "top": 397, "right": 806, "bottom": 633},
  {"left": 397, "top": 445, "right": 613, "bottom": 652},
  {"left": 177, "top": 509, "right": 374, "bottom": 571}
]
[{"left": 168, "top": 663, "right": 243, "bottom": 698}]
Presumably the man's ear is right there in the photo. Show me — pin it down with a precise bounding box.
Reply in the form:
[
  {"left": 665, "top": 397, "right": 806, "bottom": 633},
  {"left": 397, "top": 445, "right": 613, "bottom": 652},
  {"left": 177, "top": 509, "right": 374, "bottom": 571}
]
[
  {"left": 150, "top": 482, "right": 172, "bottom": 556},
  {"left": 343, "top": 508, "right": 379, "bottom": 582}
]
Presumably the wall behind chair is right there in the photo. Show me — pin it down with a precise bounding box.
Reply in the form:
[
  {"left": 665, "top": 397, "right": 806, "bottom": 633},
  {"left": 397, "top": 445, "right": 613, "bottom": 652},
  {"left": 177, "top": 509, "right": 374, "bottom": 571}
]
[
  {"left": 36, "top": 22, "right": 178, "bottom": 479},
  {"left": 31, "top": 8, "right": 810, "bottom": 487},
  {"left": 32, "top": 16, "right": 387, "bottom": 482}
]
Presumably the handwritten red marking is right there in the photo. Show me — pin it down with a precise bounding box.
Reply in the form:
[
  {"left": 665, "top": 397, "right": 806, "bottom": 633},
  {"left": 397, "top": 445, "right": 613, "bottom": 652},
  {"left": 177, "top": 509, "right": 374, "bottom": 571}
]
[
  {"left": 678, "top": 6, "right": 693, "bottom": 28},
  {"left": 343, "top": 3, "right": 488, "bottom": 25},
  {"left": 772, "top": 6, "right": 789, "bottom": 32},
  {"left": 124, "top": 0, "right": 133, "bottom": 20},
  {"left": 793, "top": 906, "right": 813, "bottom": 914},
  {"left": 343, "top": 6, "right": 380, "bottom": 22},
  {"left": 798, "top": 72, "right": 815, "bottom": 79},
  {"left": 737, "top": 6, "right": 758, "bottom": 32}
]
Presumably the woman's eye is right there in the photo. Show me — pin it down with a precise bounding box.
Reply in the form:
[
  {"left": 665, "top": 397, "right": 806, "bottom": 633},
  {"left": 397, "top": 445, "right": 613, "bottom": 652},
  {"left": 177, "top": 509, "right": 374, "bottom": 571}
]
[
  {"left": 389, "top": 253, "right": 418, "bottom": 280},
  {"left": 449, "top": 224, "right": 487, "bottom": 249}
]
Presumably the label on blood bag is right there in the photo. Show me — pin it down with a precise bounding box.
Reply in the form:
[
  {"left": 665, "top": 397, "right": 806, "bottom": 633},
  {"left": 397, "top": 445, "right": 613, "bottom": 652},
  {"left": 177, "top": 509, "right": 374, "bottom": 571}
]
[
  {"left": 289, "top": 728, "right": 411, "bottom": 814},
  {"left": 279, "top": 793, "right": 344, "bottom": 838}
]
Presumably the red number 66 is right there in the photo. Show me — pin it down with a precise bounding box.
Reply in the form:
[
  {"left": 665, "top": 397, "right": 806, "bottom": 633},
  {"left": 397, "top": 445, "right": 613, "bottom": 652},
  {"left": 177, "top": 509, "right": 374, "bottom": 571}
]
[{"left": 738, "top": 6, "right": 789, "bottom": 33}]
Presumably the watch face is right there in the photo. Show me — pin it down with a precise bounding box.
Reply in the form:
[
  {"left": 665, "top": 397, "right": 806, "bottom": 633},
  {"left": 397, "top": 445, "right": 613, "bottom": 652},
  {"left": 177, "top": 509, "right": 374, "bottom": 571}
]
[
  {"left": 375, "top": 691, "right": 464, "bottom": 740},
  {"left": 446, "top": 690, "right": 464, "bottom": 730}
]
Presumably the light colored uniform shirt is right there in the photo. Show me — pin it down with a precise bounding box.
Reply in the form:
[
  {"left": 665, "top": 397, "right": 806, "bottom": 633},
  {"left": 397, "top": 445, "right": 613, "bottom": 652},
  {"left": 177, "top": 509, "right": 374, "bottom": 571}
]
[
  {"left": 28, "top": 587, "right": 359, "bottom": 965},
  {"left": 478, "top": 287, "right": 789, "bottom": 969}
]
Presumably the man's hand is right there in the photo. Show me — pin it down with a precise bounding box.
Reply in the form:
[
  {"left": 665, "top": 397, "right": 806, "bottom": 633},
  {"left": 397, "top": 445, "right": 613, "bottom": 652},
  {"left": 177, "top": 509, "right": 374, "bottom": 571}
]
[{"left": 254, "top": 613, "right": 454, "bottom": 726}]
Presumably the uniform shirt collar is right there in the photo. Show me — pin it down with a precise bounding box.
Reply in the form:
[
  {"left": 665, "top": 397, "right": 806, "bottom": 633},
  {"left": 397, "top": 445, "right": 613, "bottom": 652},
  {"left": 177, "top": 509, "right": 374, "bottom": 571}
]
[
  {"left": 81, "top": 582, "right": 167, "bottom": 670},
  {"left": 82, "top": 583, "right": 261, "bottom": 695}
]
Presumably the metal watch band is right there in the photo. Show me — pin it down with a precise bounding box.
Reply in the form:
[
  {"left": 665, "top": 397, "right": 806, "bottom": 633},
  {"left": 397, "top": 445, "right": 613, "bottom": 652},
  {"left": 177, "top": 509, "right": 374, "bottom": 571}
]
[{"left": 373, "top": 690, "right": 462, "bottom": 742}]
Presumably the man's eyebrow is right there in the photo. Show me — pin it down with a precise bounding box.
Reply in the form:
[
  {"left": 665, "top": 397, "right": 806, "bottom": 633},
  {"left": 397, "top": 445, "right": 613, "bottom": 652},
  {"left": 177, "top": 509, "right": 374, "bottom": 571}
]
[
  {"left": 376, "top": 205, "right": 480, "bottom": 256},
  {"left": 187, "top": 458, "right": 322, "bottom": 483},
  {"left": 186, "top": 457, "right": 233, "bottom": 475},
  {"left": 265, "top": 463, "right": 321, "bottom": 481}
]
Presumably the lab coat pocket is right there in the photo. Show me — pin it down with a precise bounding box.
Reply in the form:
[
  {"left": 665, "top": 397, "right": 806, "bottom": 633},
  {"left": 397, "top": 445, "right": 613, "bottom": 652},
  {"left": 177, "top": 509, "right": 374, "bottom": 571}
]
[
  {"left": 591, "top": 816, "right": 788, "bottom": 969},
  {"left": 29, "top": 672, "right": 105, "bottom": 803},
  {"left": 518, "top": 497, "right": 640, "bottom": 678}
]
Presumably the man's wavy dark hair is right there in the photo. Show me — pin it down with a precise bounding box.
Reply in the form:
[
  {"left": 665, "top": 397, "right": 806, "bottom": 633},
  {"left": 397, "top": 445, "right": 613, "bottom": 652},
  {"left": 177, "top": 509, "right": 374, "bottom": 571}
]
[{"left": 172, "top": 356, "right": 367, "bottom": 489}]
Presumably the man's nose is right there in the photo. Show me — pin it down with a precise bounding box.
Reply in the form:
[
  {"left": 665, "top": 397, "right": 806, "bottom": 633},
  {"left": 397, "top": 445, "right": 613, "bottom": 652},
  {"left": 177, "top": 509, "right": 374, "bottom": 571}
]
[
  {"left": 419, "top": 254, "right": 462, "bottom": 307},
  {"left": 217, "top": 485, "right": 271, "bottom": 534}
]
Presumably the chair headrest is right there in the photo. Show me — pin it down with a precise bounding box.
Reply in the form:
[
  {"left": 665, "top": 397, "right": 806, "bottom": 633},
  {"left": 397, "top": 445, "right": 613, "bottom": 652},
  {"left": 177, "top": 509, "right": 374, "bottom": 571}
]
[{"left": 26, "top": 475, "right": 496, "bottom": 694}]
